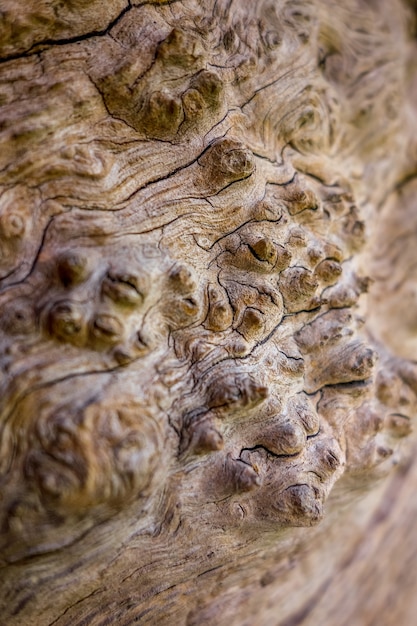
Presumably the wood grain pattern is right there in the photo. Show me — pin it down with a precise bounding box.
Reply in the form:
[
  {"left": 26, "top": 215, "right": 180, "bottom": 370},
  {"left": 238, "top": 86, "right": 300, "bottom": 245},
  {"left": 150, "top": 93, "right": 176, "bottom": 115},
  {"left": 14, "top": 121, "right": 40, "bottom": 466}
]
[{"left": 0, "top": 1, "right": 416, "bottom": 624}]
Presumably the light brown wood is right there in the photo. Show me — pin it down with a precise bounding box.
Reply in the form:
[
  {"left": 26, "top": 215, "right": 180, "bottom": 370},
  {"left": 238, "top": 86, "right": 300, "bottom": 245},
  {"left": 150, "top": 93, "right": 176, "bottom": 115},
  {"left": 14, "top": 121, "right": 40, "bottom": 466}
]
[{"left": 0, "top": 1, "right": 416, "bottom": 624}]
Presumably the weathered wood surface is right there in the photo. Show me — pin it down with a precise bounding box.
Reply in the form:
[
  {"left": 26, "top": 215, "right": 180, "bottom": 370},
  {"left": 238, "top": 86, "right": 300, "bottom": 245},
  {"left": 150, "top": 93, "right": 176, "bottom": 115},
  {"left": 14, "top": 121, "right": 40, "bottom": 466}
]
[{"left": 0, "top": 1, "right": 416, "bottom": 624}]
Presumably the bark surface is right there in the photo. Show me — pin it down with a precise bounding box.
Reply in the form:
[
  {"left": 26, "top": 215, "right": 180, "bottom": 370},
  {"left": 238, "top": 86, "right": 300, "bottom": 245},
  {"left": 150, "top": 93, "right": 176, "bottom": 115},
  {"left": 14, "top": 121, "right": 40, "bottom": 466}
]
[{"left": 0, "top": 1, "right": 416, "bottom": 624}]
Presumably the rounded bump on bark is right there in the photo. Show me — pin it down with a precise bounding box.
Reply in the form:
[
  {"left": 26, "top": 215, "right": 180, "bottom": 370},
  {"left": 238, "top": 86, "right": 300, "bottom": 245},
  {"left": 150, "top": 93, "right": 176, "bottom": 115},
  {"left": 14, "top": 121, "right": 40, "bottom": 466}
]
[
  {"left": 321, "top": 447, "right": 342, "bottom": 472},
  {"left": 342, "top": 205, "right": 366, "bottom": 249},
  {"left": 225, "top": 455, "right": 261, "bottom": 493},
  {"left": 177, "top": 296, "right": 200, "bottom": 321},
  {"left": 307, "top": 245, "right": 325, "bottom": 265},
  {"left": 254, "top": 197, "right": 283, "bottom": 221},
  {"left": 111, "top": 329, "right": 150, "bottom": 365},
  {"left": 199, "top": 138, "right": 255, "bottom": 184},
  {"left": 261, "top": 27, "right": 281, "bottom": 51},
  {"left": 0, "top": 211, "right": 26, "bottom": 238},
  {"left": 294, "top": 309, "right": 353, "bottom": 353},
  {"left": 191, "top": 70, "right": 223, "bottom": 106},
  {"left": 206, "top": 373, "right": 268, "bottom": 413},
  {"left": 348, "top": 405, "right": 385, "bottom": 451},
  {"left": 226, "top": 337, "right": 252, "bottom": 357},
  {"left": 286, "top": 226, "right": 308, "bottom": 248},
  {"left": 48, "top": 301, "right": 86, "bottom": 344},
  {"left": 348, "top": 346, "right": 377, "bottom": 379},
  {"left": 314, "top": 259, "right": 342, "bottom": 284},
  {"left": 112, "top": 346, "right": 136, "bottom": 365},
  {"left": 364, "top": 407, "right": 384, "bottom": 435},
  {"left": 324, "top": 282, "right": 360, "bottom": 309},
  {"left": 141, "top": 91, "right": 184, "bottom": 140},
  {"left": 238, "top": 236, "right": 292, "bottom": 274},
  {"left": 220, "top": 145, "right": 254, "bottom": 177},
  {"left": 323, "top": 242, "right": 344, "bottom": 263},
  {"left": 305, "top": 341, "right": 377, "bottom": 391},
  {"left": 91, "top": 313, "right": 123, "bottom": 345},
  {"left": 1, "top": 297, "right": 35, "bottom": 335},
  {"left": 279, "top": 266, "right": 319, "bottom": 312},
  {"left": 282, "top": 181, "right": 320, "bottom": 216},
  {"left": 22, "top": 403, "right": 163, "bottom": 517},
  {"left": 182, "top": 69, "right": 224, "bottom": 125},
  {"left": 278, "top": 484, "right": 324, "bottom": 526},
  {"left": 205, "top": 286, "right": 233, "bottom": 332},
  {"left": 57, "top": 251, "right": 90, "bottom": 287},
  {"left": 168, "top": 264, "right": 196, "bottom": 292},
  {"left": 275, "top": 245, "right": 293, "bottom": 271},
  {"left": 222, "top": 236, "right": 291, "bottom": 275},
  {"left": 376, "top": 369, "right": 401, "bottom": 406},
  {"left": 290, "top": 393, "right": 320, "bottom": 436},
  {"left": 261, "top": 420, "right": 307, "bottom": 456},
  {"left": 248, "top": 236, "right": 277, "bottom": 264},
  {"left": 182, "top": 88, "right": 206, "bottom": 120},
  {"left": 190, "top": 421, "right": 224, "bottom": 455},
  {"left": 387, "top": 414, "right": 413, "bottom": 438},
  {"left": 237, "top": 307, "right": 265, "bottom": 341},
  {"left": 5, "top": 495, "right": 44, "bottom": 540},
  {"left": 206, "top": 301, "right": 233, "bottom": 331},
  {"left": 101, "top": 271, "right": 145, "bottom": 307},
  {"left": 165, "top": 265, "right": 202, "bottom": 329},
  {"left": 376, "top": 446, "right": 394, "bottom": 460},
  {"left": 222, "top": 28, "right": 237, "bottom": 52},
  {"left": 156, "top": 28, "right": 203, "bottom": 68}
]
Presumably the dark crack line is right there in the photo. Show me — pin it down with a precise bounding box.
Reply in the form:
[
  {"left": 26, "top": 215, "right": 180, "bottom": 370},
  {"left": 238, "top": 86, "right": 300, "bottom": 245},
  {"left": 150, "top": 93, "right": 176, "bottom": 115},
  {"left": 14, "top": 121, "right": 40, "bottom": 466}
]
[
  {"left": 209, "top": 216, "right": 284, "bottom": 250},
  {"left": 86, "top": 72, "right": 143, "bottom": 135},
  {"left": 0, "top": 263, "right": 24, "bottom": 283},
  {"left": 292, "top": 166, "right": 332, "bottom": 186},
  {"left": 105, "top": 143, "right": 221, "bottom": 209},
  {"left": 102, "top": 212, "right": 199, "bottom": 238},
  {"left": 252, "top": 151, "right": 283, "bottom": 166},
  {"left": 190, "top": 312, "right": 308, "bottom": 380},
  {"left": 3, "top": 502, "right": 123, "bottom": 570},
  {"left": 242, "top": 66, "right": 301, "bottom": 108},
  {"left": 197, "top": 564, "right": 223, "bottom": 577},
  {"left": 0, "top": 213, "right": 59, "bottom": 294},
  {"left": 267, "top": 171, "right": 297, "bottom": 187},
  {"left": 393, "top": 170, "right": 417, "bottom": 194},
  {"left": 0, "top": 2, "right": 133, "bottom": 65},
  {"left": 307, "top": 378, "right": 373, "bottom": 395},
  {"left": 240, "top": 444, "right": 302, "bottom": 461},
  {"left": 47, "top": 589, "right": 103, "bottom": 626},
  {"left": 205, "top": 172, "right": 255, "bottom": 197},
  {"left": 136, "top": 0, "right": 182, "bottom": 6},
  {"left": 203, "top": 121, "right": 233, "bottom": 145},
  {"left": 1, "top": 350, "right": 156, "bottom": 433},
  {"left": 187, "top": 296, "right": 329, "bottom": 382}
]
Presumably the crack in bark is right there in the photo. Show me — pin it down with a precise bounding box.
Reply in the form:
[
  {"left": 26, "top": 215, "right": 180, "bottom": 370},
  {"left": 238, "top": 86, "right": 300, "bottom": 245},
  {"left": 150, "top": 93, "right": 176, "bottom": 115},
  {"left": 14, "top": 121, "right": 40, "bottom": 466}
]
[
  {"left": 0, "top": 213, "right": 60, "bottom": 293},
  {"left": 240, "top": 445, "right": 303, "bottom": 461},
  {"left": 47, "top": 589, "right": 104, "bottom": 626},
  {"left": 0, "top": 2, "right": 133, "bottom": 65}
]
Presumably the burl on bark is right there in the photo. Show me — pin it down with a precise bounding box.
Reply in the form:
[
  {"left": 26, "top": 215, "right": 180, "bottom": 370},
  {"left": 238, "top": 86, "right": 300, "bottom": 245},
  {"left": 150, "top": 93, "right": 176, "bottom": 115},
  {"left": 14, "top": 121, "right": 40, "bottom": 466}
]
[{"left": 0, "top": 1, "right": 416, "bottom": 625}]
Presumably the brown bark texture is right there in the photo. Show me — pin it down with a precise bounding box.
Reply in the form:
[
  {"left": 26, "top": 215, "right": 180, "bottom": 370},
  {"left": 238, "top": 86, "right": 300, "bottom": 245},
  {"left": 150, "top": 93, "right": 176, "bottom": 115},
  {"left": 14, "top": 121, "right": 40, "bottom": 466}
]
[{"left": 0, "top": 0, "right": 417, "bottom": 624}]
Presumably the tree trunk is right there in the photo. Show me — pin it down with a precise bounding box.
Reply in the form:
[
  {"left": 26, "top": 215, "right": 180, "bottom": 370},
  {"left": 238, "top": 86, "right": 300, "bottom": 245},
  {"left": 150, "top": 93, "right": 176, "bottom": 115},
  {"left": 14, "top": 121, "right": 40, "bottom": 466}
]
[{"left": 1, "top": 1, "right": 416, "bottom": 624}]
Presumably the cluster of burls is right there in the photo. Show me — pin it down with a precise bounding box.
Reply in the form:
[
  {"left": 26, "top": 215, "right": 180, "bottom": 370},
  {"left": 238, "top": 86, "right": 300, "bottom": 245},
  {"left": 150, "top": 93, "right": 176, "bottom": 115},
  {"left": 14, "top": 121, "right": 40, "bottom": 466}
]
[
  {"left": 96, "top": 27, "right": 224, "bottom": 141},
  {"left": 44, "top": 244, "right": 172, "bottom": 363},
  {"left": 0, "top": 0, "right": 415, "bottom": 563},
  {"left": 170, "top": 177, "right": 379, "bottom": 527}
]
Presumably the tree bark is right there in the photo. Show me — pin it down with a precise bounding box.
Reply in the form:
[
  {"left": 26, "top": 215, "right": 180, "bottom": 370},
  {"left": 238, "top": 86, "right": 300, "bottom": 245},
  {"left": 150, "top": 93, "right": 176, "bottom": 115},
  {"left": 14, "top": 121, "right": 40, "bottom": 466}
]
[{"left": 0, "top": 1, "right": 416, "bottom": 624}]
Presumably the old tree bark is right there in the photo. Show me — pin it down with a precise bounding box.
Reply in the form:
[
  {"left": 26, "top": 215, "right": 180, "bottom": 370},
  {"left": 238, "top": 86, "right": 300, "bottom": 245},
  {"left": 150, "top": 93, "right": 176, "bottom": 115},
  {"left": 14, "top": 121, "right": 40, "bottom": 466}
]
[{"left": 1, "top": 0, "right": 417, "bottom": 624}]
